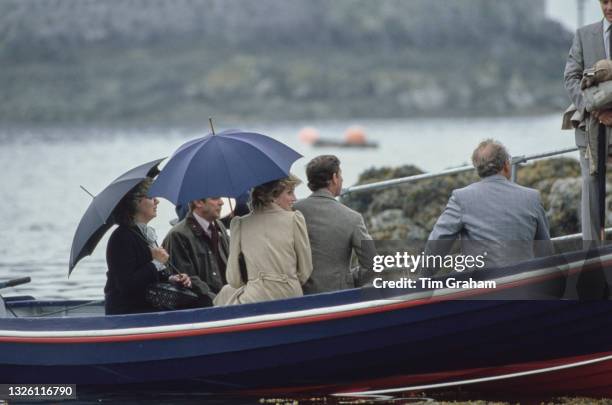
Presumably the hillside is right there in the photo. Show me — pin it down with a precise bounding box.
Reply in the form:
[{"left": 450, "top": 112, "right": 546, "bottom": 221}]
[{"left": 0, "top": 0, "right": 573, "bottom": 124}]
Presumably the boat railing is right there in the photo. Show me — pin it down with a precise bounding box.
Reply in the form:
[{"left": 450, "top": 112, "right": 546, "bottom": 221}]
[
  {"left": 551, "top": 227, "right": 612, "bottom": 241},
  {"left": 341, "top": 146, "right": 588, "bottom": 240},
  {"left": 342, "top": 146, "right": 579, "bottom": 195}
]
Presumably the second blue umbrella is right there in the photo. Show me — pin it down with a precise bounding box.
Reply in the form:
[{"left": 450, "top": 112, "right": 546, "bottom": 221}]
[{"left": 149, "top": 129, "right": 302, "bottom": 205}]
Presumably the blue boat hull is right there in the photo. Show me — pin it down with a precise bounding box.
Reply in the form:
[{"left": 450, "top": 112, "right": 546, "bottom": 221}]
[{"left": 2, "top": 247, "right": 612, "bottom": 395}]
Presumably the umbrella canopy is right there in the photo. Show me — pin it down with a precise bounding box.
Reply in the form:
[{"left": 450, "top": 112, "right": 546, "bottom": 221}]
[
  {"left": 68, "top": 158, "right": 165, "bottom": 274},
  {"left": 148, "top": 129, "right": 302, "bottom": 205}
]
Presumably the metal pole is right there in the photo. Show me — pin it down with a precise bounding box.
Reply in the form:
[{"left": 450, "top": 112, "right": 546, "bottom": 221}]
[
  {"left": 342, "top": 165, "right": 474, "bottom": 195},
  {"left": 577, "top": 0, "right": 586, "bottom": 28},
  {"left": 510, "top": 155, "right": 524, "bottom": 183},
  {"left": 551, "top": 227, "right": 612, "bottom": 241},
  {"left": 343, "top": 147, "right": 579, "bottom": 195}
]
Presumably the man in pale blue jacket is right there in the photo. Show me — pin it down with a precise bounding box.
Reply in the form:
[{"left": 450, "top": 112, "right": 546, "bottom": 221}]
[{"left": 428, "top": 139, "right": 552, "bottom": 268}]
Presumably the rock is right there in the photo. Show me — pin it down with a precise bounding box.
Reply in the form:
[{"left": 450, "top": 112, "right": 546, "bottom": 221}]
[
  {"left": 340, "top": 164, "right": 423, "bottom": 213},
  {"left": 546, "top": 177, "right": 581, "bottom": 237},
  {"left": 369, "top": 209, "right": 427, "bottom": 240}
]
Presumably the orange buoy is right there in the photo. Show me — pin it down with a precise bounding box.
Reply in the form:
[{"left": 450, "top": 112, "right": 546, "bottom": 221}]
[
  {"left": 298, "top": 127, "right": 320, "bottom": 144},
  {"left": 344, "top": 125, "right": 367, "bottom": 145}
]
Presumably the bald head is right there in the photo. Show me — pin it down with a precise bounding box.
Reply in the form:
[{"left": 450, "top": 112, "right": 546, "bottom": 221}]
[{"left": 471, "top": 139, "right": 510, "bottom": 178}]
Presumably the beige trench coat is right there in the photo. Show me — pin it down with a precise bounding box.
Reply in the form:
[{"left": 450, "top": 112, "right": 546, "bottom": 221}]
[{"left": 214, "top": 203, "right": 313, "bottom": 306}]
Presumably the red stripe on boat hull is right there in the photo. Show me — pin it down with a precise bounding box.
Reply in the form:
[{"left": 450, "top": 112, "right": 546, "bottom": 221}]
[{"left": 241, "top": 351, "right": 612, "bottom": 397}]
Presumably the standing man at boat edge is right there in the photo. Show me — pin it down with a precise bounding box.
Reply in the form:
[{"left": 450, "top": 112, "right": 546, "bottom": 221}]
[{"left": 564, "top": 0, "right": 612, "bottom": 241}]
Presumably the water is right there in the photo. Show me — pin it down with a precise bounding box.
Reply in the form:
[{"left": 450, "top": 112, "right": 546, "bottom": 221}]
[{"left": 0, "top": 114, "right": 577, "bottom": 300}]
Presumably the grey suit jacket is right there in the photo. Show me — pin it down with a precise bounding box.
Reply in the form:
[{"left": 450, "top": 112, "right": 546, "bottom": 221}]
[
  {"left": 427, "top": 175, "right": 551, "bottom": 267},
  {"left": 294, "top": 189, "right": 376, "bottom": 294},
  {"left": 564, "top": 20, "right": 606, "bottom": 146}
]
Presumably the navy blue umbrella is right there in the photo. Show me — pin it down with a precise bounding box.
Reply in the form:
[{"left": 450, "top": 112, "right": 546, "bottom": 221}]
[
  {"left": 68, "top": 158, "right": 165, "bottom": 274},
  {"left": 148, "top": 129, "right": 302, "bottom": 205}
]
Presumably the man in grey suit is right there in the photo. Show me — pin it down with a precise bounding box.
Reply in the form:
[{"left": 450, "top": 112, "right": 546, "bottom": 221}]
[
  {"left": 428, "top": 140, "right": 552, "bottom": 268},
  {"left": 564, "top": 0, "right": 612, "bottom": 240},
  {"left": 294, "top": 155, "right": 376, "bottom": 294}
]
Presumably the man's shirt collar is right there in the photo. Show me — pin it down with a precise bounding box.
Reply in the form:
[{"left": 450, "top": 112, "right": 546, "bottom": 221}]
[{"left": 193, "top": 212, "right": 212, "bottom": 236}]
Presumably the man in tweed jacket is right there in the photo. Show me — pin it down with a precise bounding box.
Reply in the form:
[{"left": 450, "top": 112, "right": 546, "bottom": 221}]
[
  {"left": 428, "top": 140, "right": 552, "bottom": 268},
  {"left": 294, "top": 155, "right": 376, "bottom": 294}
]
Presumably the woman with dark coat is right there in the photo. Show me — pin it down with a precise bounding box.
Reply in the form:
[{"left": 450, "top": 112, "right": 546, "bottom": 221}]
[{"left": 105, "top": 178, "right": 191, "bottom": 315}]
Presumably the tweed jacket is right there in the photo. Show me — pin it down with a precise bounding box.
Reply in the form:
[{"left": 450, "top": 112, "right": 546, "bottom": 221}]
[
  {"left": 162, "top": 212, "right": 229, "bottom": 297},
  {"left": 294, "top": 189, "right": 376, "bottom": 294}
]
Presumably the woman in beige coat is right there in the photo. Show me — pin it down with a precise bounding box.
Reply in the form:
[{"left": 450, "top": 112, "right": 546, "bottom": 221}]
[{"left": 214, "top": 175, "right": 313, "bottom": 306}]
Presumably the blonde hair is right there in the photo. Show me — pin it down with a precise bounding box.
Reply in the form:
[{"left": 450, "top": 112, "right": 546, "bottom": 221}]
[{"left": 250, "top": 174, "right": 301, "bottom": 210}]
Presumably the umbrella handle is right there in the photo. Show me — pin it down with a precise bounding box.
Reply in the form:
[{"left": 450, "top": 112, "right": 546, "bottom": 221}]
[
  {"left": 150, "top": 240, "right": 181, "bottom": 275},
  {"left": 151, "top": 241, "right": 181, "bottom": 275},
  {"left": 164, "top": 261, "right": 182, "bottom": 276},
  {"left": 129, "top": 228, "right": 181, "bottom": 275}
]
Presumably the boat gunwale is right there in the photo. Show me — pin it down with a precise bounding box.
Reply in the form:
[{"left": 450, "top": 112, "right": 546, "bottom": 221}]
[{"left": 1, "top": 248, "right": 609, "bottom": 343}]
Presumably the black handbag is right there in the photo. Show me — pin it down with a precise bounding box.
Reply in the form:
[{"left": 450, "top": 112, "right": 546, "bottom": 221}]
[
  {"left": 145, "top": 282, "right": 200, "bottom": 310},
  {"left": 131, "top": 227, "right": 201, "bottom": 310}
]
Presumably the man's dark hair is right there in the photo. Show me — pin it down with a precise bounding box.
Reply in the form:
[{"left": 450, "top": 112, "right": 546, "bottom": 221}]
[
  {"left": 306, "top": 155, "right": 341, "bottom": 191},
  {"left": 471, "top": 139, "right": 510, "bottom": 178}
]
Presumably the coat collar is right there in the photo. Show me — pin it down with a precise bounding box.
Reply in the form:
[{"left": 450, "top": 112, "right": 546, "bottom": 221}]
[
  {"left": 479, "top": 174, "right": 509, "bottom": 183},
  {"left": 192, "top": 211, "right": 212, "bottom": 234},
  {"left": 594, "top": 20, "right": 607, "bottom": 61},
  {"left": 310, "top": 188, "right": 338, "bottom": 201},
  {"left": 258, "top": 202, "right": 287, "bottom": 213},
  {"left": 591, "top": 19, "right": 605, "bottom": 37},
  {"left": 185, "top": 212, "right": 218, "bottom": 238}
]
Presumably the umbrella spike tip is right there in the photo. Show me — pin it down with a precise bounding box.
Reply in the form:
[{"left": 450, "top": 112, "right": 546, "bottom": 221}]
[{"left": 80, "top": 185, "right": 95, "bottom": 199}]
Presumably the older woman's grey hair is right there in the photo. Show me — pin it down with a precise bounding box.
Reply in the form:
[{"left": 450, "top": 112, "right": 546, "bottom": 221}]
[
  {"left": 250, "top": 174, "right": 301, "bottom": 211},
  {"left": 113, "top": 177, "right": 154, "bottom": 226},
  {"left": 471, "top": 139, "right": 510, "bottom": 178}
]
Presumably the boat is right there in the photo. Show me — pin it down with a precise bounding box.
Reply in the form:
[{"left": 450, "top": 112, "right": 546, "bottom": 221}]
[
  {"left": 312, "top": 138, "right": 379, "bottom": 149},
  {"left": 299, "top": 125, "right": 379, "bottom": 149},
  {"left": 2, "top": 244, "right": 612, "bottom": 398}
]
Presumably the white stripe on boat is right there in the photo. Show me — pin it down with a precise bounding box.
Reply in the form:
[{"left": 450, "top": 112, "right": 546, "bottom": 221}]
[{"left": 0, "top": 253, "right": 607, "bottom": 338}]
